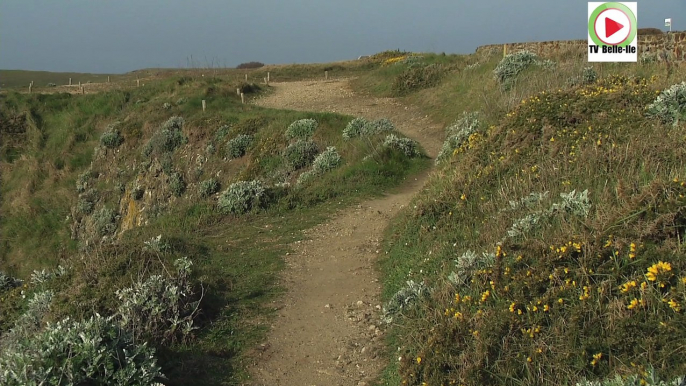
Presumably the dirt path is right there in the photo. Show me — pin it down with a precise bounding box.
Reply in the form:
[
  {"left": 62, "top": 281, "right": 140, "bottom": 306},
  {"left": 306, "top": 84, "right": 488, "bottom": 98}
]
[{"left": 248, "top": 79, "right": 443, "bottom": 386}]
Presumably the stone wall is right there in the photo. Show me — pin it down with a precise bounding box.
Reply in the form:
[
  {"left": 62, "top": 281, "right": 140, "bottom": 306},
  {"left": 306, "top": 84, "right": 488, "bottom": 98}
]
[{"left": 475, "top": 32, "right": 686, "bottom": 62}]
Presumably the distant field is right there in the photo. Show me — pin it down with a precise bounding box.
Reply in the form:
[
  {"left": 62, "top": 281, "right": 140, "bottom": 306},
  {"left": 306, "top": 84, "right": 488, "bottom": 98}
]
[{"left": 0, "top": 69, "right": 124, "bottom": 89}]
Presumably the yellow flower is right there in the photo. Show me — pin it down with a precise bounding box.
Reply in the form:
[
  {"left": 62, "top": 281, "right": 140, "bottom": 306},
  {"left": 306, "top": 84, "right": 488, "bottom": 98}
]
[
  {"left": 558, "top": 298, "right": 564, "bottom": 304},
  {"left": 454, "top": 293, "right": 461, "bottom": 303},
  {"left": 460, "top": 194, "right": 466, "bottom": 200},
  {"left": 646, "top": 261, "right": 672, "bottom": 282},
  {"left": 682, "top": 277, "right": 686, "bottom": 285},
  {"left": 543, "top": 304, "right": 550, "bottom": 312},
  {"left": 630, "top": 243, "right": 637, "bottom": 252},
  {"left": 627, "top": 298, "right": 640, "bottom": 310},
  {"left": 620, "top": 280, "right": 637, "bottom": 293},
  {"left": 417, "top": 356, "right": 422, "bottom": 364},
  {"left": 591, "top": 352, "right": 603, "bottom": 366},
  {"left": 527, "top": 356, "right": 532, "bottom": 363},
  {"left": 667, "top": 299, "right": 681, "bottom": 312},
  {"left": 509, "top": 302, "right": 516, "bottom": 313}
]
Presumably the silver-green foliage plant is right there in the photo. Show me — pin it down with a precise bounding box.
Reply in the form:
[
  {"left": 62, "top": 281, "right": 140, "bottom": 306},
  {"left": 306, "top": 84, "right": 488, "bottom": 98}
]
[
  {"left": 218, "top": 180, "right": 266, "bottom": 214},
  {"left": 448, "top": 250, "right": 496, "bottom": 288},
  {"left": 285, "top": 118, "right": 318, "bottom": 140},
  {"left": 93, "top": 207, "right": 117, "bottom": 236},
  {"left": 436, "top": 111, "right": 482, "bottom": 164},
  {"left": 30, "top": 266, "right": 67, "bottom": 285},
  {"left": 343, "top": 117, "right": 395, "bottom": 140},
  {"left": 343, "top": 117, "right": 370, "bottom": 140},
  {"left": 493, "top": 50, "right": 555, "bottom": 89},
  {"left": 198, "top": 178, "right": 220, "bottom": 198},
  {"left": 100, "top": 121, "right": 124, "bottom": 149},
  {"left": 143, "top": 234, "right": 171, "bottom": 254},
  {"left": 142, "top": 116, "right": 186, "bottom": 156},
  {"left": 576, "top": 370, "right": 685, "bottom": 386},
  {"left": 0, "top": 271, "right": 20, "bottom": 292},
  {"left": 312, "top": 146, "right": 342, "bottom": 173},
  {"left": 0, "top": 314, "right": 162, "bottom": 386},
  {"left": 647, "top": 81, "right": 686, "bottom": 126},
  {"left": 297, "top": 147, "right": 342, "bottom": 185},
  {"left": 226, "top": 134, "right": 253, "bottom": 159},
  {"left": 381, "top": 280, "right": 430, "bottom": 324},
  {"left": 116, "top": 257, "right": 199, "bottom": 345},
  {"left": 2, "top": 291, "right": 55, "bottom": 345},
  {"left": 506, "top": 189, "right": 591, "bottom": 239},
  {"left": 383, "top": 134, "right": 420, "bottom": 157},
  {"left": 169, "top": 172, "right": 186, "bottom": 197},
  {"left": 284, "top": 139, "right": 319, "bottom": 169}
]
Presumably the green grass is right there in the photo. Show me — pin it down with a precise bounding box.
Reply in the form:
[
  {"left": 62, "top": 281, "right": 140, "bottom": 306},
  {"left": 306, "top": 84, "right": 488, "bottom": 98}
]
[
  {"left": 0, "top": 70, "right": 428, "bottom": 384},
  {"left": 356, "top": 51, "right": 686, "bottom": 385},
  {"left": 0, "top": 69, "right": 121, "bottom": 89}
]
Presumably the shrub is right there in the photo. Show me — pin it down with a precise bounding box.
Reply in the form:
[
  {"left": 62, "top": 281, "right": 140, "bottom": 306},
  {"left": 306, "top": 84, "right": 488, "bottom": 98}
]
[
  {"left": 383, "top": 134, "right": 420, "bottom": 157},
  {"left": 493, "top": 50, "right": 554, "bottom": 89},
  {"left": 162, "top": 102, "right": 172, "bottom": 110},
  {"left": 285, "top": 118, "right": 318, "bottom": 140},
  {"left": 0, "top": 271, "right": 20, "bottom": 292},
  {"left": 214, "top": 124, "right": 231, "bottom": 143},
  {"left": 169, "top": 172, "right": 186, "bottom": 197},
  {"left": 0, "top": 314, "right": 162, "bottom": 386},
  {"left": 116, "top": 257, "right": 199, "bottom": 344},
  {"left": 75, "top": 170, "right": 98, "bottom": 193},
  {"left": 76, "top": 197, "right": 95, "bottom": 215},
  {"left": 218, "top": 180, "right": 266, "bottom": 214},
  {"left": 312, "top": 146, "right": 342, "bottom": 173},
  {"left": 30, "top": 266, "right": 67, "bottom": 286},
  {"left": 226, "top": 134, "right": 253, "bottom": 159},
  {"left": 296, "top": 170, "right": 317, "bottom": 186},
  {"left": 582, "top": 66, "right": 598, "bottom": 84},
  {"left": 176, "top": 97, "right": 187, "bottom": 105},
  {"left": 369, "top": 118, "right": 395, "bottom": 133},
  {"left": 100, "top": 122, "right": 124, "bottom": 149},
  {"left": 284, "top": 139, "right": 319, "bottom": 169},
  {"left": 142, "top": 116, "right": 186, "bottom": 157},
  {"left": 93, "top": 207, "right": 117, "bottom": 236},
  {"left": 436, "top": 111, "right": 482, "bottom": 164},
  {"left": 198, "top": 178, "right": 220, "bottom": 198},
  {"left": 392, "top": 63, "right": 446, "bottom": 95},
  {"left": 647, "top": 81, "right": 686, "bottom": 126},
  {"left": 142, "top": 234, "right": 171, "bottom": 254},
  {"left": 236, "top": 61, "right": 265, "bottom": 69},
  {"left": 381, "top": 280, "right": 430, "bottom": 324},
  {"left": 343, "top": 117, "right": 370, "bottom": 140}
]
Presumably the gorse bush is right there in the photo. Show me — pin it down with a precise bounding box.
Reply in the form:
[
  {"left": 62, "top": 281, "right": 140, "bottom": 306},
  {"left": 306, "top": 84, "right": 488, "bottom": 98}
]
[
  {"left": 116, "top": 257, "right": 199, "bottom": 345},
  {"left": 284, "top": 139, "right": 319, "bottom": 169},
  {"left": 383, "top": 134, "right": 421, "bottom": 157},
  {"left": 198, "top": 178, "right": 220, "bottom": 198},
  {"left": 142, "top": 116, "right": 186, "bottom": 157},
  {"left": 100, "top": 121, "right": 124, "bottom": 149},
  {"left": 393, "top": 63, "right": 446, "bottom": 94},
  {"left": 0, "top": 314, "right": 162, "bottom": 386},
  {"left": 218, "top": 180, "right": 266, "bottom": 215},
  {"left": 436, "top": 111, "right": 482, "bottom": 164},
  {"left": 226, "top": 134, "right": 253, "bottom": 159},
  {"left": 647, "top": 81, "right": 686, "bottom": 126},
  {"left": 285, "top": 118, "right": 318, "bottom": 140}
]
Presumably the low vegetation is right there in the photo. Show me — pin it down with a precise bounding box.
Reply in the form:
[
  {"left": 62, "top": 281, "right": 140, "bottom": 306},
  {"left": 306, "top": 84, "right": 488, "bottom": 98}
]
[{"left": 353, "top": 47, "right": 686, "bottom": 386}]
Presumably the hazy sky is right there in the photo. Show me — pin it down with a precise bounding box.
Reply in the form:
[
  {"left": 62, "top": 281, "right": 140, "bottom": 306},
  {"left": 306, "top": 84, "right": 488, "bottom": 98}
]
[{"left": 1, "top": 1, "right": 683, "bottom": 74}]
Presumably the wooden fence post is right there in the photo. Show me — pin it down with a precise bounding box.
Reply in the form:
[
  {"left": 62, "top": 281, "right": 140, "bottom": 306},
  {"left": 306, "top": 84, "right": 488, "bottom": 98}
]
[
  {"left": 267, "top": 72, "right": 270, "bottom": 83},
  {"left": 69, "top": 78, "right": 72, "bottom": 86},
  {"left": 240, "top": 93, "right": 244, "bottom": 104},
  {"left": 503, "top": 44, "right": 508, "bottom": 57},
  {"left": 325, "top": 70, "right": 328, "bottom": 80},
  {"left": 107, "top": 76, "right": 110, "bottom": 83},
  {"left": 81, "top": 86, "right": 85, "bottom": 94},
  {"left": 202, "top": 100, "right": 206, "bottom": 112},
  {"left": 28, "top": 82, "right": 33, "bottom": 93},
  {"left": 136, "top": 79, "right": 140, "bottom": 87},
  {"left": 78, "top": 81, "right": 81, "bottom": 87},
  {"left": 237, "top": 88, "right": 241, "bottom": 95},
  {"left": 245, "top": 74, "right": 248, "bottom": 82}
]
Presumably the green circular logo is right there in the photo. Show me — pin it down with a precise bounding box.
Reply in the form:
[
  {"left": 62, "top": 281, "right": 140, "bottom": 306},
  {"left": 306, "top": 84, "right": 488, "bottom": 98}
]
[{"left": 588, "top": 2, "right": 637, "bottom": 47}]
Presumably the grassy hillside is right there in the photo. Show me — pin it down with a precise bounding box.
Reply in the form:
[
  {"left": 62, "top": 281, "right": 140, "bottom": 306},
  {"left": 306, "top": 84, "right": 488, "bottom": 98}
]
[
  {"left": 355, "top": 51, "right": 686, "bottom": 385},
  {"left": 0, "top": 69, "right": 123, "bottom": 89},
  {"left": 0, "top": 70, "right": 428, "bottom": 384}
]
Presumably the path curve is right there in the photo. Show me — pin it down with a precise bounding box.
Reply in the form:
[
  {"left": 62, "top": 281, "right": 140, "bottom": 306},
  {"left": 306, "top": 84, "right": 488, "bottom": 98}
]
[{"left": 247, "top": 79, "right": 442, "bottom": 386}]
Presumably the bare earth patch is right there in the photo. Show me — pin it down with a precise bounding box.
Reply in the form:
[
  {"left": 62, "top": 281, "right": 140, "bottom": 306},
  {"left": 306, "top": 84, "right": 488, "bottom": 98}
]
[{"left": 248, "top": 79, "right": 442, "bottom": 385}]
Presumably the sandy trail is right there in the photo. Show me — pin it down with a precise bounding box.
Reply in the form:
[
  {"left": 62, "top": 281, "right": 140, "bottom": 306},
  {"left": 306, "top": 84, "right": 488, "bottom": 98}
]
[{"left": 248, "top": 79, "right": 442, "bottom": 386}]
